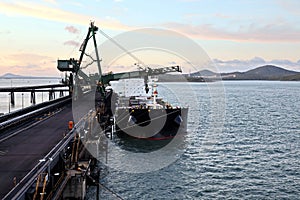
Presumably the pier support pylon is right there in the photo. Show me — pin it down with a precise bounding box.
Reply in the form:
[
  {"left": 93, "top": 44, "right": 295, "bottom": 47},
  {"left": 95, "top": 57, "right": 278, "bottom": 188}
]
[
  {"left": 49, "top": 90, "right": 55, "bottom": 100},
  {"left": 10, "top": 92, "right": 15, "bottom": 106},
  {"left": 60, "top": 90, "right": 64, "bottom": 97},
  {"left": 30, "top": 91, "right": 36, "bottom": 104}
]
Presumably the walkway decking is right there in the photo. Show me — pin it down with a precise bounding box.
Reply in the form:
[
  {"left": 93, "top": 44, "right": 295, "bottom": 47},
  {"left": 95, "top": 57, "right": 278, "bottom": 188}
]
[{"left": 0, "top": 103, "right": 73, "bottom": 198}]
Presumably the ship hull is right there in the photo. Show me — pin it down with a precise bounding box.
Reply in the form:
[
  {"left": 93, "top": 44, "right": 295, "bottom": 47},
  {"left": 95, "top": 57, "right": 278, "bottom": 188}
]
[{"left": 115, "top": 107, "right": 188, "bottom": 140}]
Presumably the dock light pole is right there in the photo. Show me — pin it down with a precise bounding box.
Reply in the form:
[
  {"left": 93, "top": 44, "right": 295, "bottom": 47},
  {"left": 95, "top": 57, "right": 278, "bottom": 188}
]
[
  {"left": 48, "top": 157, "right": 53, "bottom": 181},
  {"left": 22, "top": 93, "right": 24, "bottom": 109},
  {"left": 8, "top": 94, "right": 10, "bottom": 113}
]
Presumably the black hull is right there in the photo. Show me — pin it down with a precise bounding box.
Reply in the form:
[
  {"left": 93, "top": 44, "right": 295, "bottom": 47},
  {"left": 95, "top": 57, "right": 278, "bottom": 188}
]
[{"left": 115, "top": 107, "right": 188, "bottom": 140}]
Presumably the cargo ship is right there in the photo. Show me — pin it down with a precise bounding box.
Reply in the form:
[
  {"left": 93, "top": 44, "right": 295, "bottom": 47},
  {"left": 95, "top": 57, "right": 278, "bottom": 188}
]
[
  {"left": 58, "top": 22, "right": 188, "bottom": 140},
  {"left": 111, "top": 79, "right": 188, "bottom": 140}
]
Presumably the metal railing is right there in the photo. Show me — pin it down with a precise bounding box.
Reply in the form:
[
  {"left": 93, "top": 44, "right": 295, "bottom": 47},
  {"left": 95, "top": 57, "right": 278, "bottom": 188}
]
[{"left": 0, "top": 96, "right": 71, "bottom": 132}]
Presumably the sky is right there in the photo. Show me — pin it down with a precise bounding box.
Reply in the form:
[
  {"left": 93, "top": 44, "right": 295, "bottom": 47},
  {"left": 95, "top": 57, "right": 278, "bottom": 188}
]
[{"left": 0, "top": 0, "right": 300, "bottom": 76}]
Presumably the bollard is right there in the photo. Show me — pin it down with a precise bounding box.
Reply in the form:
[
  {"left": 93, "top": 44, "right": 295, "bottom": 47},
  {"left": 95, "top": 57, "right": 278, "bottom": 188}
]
[
  {"left": 68, "top": 121, "right": 74, "bottom": 130},
  {"left": 13, "top": 177, "right": 17, "bottom": 186}
]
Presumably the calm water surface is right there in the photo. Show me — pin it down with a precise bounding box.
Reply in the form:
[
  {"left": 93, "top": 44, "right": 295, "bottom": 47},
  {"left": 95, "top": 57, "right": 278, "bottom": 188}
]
[
  {"left": 0, "top": 78, "right": 62, "bottom": 114},
  {"left": 87, "top": 81, "right": 300, "bottom": 199}
]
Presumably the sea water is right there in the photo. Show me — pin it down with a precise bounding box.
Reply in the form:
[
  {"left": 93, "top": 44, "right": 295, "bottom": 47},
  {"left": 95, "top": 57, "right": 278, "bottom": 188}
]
[
  {"left": 0, "top": 78, "right": 62, "bottom": 114},
  {"left": 86, "top": 81, "right": 300, "bottom": 199}
]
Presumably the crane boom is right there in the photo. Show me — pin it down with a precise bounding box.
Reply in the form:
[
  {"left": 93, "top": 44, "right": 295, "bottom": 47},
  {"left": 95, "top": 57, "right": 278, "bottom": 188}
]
[{"left": 101, "top": 65, "right": 181, "bottom": 85}]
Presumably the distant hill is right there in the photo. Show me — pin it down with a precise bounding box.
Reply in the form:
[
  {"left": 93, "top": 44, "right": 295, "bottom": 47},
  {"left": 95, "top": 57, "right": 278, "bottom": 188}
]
[
  {"left": 190, "top": 69, "right": 219, "bottom": 77},
  {"left": 221, "top": 65, "right": 300, "bottom": 80},
  {"left": 0, "top": 73, "right": 59, "bottom": 79},
  {"left": 281, "top": 73, "right": 300, "bottom": 81},
  {"left": 158, "top": 65, "right": 300, "bottom": 82},
  {"left": 158, "top": 74, "right": 187, "bottom": 82},
  {"left": 1, "top": 73, "right": 22, "bottom": 78}
]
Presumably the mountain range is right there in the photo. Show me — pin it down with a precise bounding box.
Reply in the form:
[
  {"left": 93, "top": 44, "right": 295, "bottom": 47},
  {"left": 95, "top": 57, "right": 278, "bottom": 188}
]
[
  {"left": 0, "top": 73, "right": 59, "bottom": 79},
  {"left": 219, "top": 65, "right": 300, "bottom": 80},
  {"left": 2, "top": 65, "right": 300, "bottom": 81},
  {"left": 159, "top": 65, "right": 300, "bottom": 82}
]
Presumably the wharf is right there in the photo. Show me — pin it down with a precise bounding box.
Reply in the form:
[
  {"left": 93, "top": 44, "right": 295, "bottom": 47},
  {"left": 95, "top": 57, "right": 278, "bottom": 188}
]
[{"left": 0, "top": 103, "right": 73, "bottom": 198}]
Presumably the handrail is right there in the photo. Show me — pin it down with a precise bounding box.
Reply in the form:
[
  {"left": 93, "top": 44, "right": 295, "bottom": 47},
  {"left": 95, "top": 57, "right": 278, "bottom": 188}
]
[
  {"left": 0, "top": 96, "right": 70, "bottom": 123},
  {"left": 0, "top": 97, "right": 71, "bottom": 132},
  {"left": 0, "top": 84, "right": 67, "bottom": 92}
]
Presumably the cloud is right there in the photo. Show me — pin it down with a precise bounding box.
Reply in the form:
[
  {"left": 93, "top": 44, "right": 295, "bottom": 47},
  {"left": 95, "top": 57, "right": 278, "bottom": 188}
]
[
  {"left": 213, "top": 57, "right": 300, "bottom": 72},
  {"left": 178, "top": 0, "right": 202, "bottom": 2},
  {"left": 214, "top": 57, "right": 266, "bottom": 67},
  {"left": 43, "top": 0, "right": 57, "bottom": 5},
  {"left": 65, "top": 25, "right": 80, "bottom": 34},
  {"left": 11, "top": 64, "right": 40, "bottom": 70},
  {"left": 162, "top": 22, "right": 300, "bottom": 43},
  {"left": 183, "top": 13, "right": 202, "bottom": 20},
  {"left": 0, "top": 1, "right": 132, "bottom": 31},
  {"left": 0, "top": 30, "right": 11, "bottom": 34},
  {"left": 0, "top": 53, "right": 59, "bottom": 76},
  {"left": 1, "top": 64, "right": 58, "bottom": 77},
  {"left": 168, "top": 61, "right": 177, "bottom": 65},
  {"left": 276, "top": 0, "right": 300, "bottom": 15},
  {"left": 269, "top": 59, "right": 295, "bottom": 66},
  {"left": 214, "top": 13, "right": 231, "bottom": 19},
  {"left": 67, "top": 2, "right": 84, "bottom": 7},
  {"left": 2, "top": 1, "right": 298, "bottom": 44},
  {"left": 63, "top": 40, "right": 80, "bottom": 47},
  {"left": 103, "top": 65, "right": 128, "bottom": 73},
  {"left": 4, "top": 53, "right": 54, "bottom": 64}
]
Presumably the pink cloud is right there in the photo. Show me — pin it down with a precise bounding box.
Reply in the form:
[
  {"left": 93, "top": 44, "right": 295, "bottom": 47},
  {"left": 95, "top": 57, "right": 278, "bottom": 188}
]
[
  {"left": 277, "top": 0, "right": 300, "bottom": 15},
  {"left": 0, "top": 1, "right": 133, "bottom": 31},
  {"left": 0, "top": 53, "right": 59, "bottom": 76},
  {"left": 63, "top": 40, "right": 80, "bottom": 47},
  {"left": 65, "top": 25, "right": 80, "bottom": 34},
  {"left": 162, "top": 22, "right": 300, "bottom": 43},
  {"left": 1, "top": 64, "right": 59, "bottom": 77}
]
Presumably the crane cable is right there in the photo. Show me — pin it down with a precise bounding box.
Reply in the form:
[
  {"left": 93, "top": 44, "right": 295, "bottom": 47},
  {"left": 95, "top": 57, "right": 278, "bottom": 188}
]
[
  {"left": 81, "top": 52, "right": 97, "bottom": 69},
  {"left": 98, "top": 29, "right": 147, "bottom": 70},
  {"left": 79, "top": 28, "right": 147, "bottom": 72}
]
